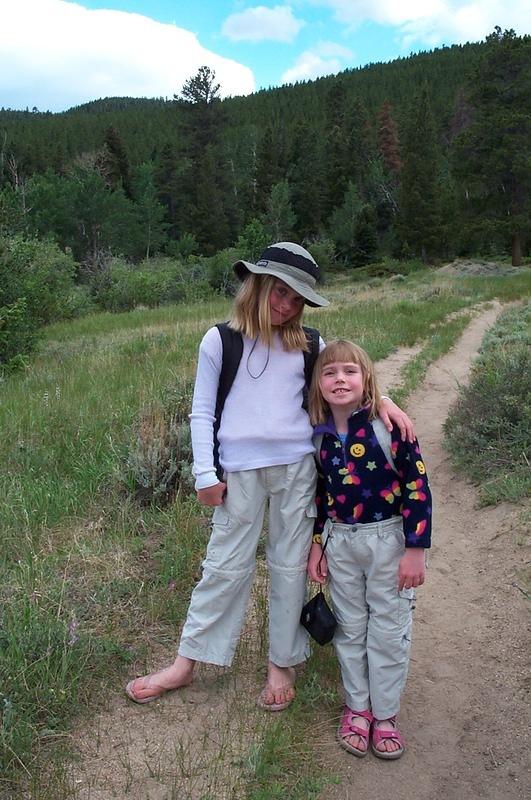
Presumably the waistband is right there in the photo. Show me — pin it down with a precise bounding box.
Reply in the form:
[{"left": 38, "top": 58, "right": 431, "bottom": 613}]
[{"left": 323, "top": 516, "right": 402, "bottom": 537}]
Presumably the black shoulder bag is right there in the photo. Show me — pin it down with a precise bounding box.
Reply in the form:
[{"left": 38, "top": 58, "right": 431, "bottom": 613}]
[{"left": 300, "top": 534, "right": 337, "bottom": 645}]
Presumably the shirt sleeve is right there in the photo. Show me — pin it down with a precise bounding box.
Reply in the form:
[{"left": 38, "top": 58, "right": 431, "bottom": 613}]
[
  {"left": 189, "top": 327, "right": 222, "bottom": 490},
  {"left": 393, "top": 431, "right": 432, "bottom": 548}
]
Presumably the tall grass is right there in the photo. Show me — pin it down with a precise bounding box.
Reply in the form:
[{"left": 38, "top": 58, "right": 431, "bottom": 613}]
[
  {"left": 0, "top": 266, "right": 529, "bottom": 793},
  {"left": 443, "top": 301, "right": 530, "bottom": 505}
]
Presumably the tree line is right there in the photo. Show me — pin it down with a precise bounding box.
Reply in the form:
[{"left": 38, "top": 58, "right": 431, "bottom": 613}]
[{"left": 0, "top": 29, "right": 529, "bottom": 368}]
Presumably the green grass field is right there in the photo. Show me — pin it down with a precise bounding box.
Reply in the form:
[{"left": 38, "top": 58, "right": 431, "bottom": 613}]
[{"left": 1, "top": 263, "right": 529, "bottom": 797}]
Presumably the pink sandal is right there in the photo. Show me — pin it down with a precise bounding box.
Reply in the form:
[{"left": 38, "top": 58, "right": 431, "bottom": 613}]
[
  {"left": 371, "top": 716, "right": 405, "bottom": 760},
  {"left": 337, "top": 706, "right": 373, "bottom": 757}
]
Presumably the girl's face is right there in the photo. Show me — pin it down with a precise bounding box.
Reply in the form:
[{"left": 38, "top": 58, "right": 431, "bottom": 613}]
[
  {"left": 268, "top": 279, "right": 304, "bottom": 326},
  {"left": 319, "top": 361, "right": 365, "bottom": 412}
]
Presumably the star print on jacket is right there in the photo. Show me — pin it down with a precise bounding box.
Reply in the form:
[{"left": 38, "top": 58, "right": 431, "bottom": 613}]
[{"left": 314, "top": 406, "right": 432, "bottom": 548}]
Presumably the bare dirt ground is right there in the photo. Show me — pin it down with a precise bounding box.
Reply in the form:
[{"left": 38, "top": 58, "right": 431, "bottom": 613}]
[
  {"left": 323, "top": 301, "right": 529, "bottom": 800},
  {"left": 69, "top": 301, "right": 529, "bottom": 800}
]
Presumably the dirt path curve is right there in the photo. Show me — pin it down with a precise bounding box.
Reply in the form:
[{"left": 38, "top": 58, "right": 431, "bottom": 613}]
[
  {"left": 72, "top": 302, "right": 528, "bottom": 800},
  {"left": 323, "top": 301, "right": 529, "bottom": 800}
]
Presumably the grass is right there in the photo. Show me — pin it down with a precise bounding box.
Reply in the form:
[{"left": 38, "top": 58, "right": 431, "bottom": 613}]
[
  {"left": 0, "top": 263, "right": 530, "bottom": 796},
  {"left": 244, "top": 640, "right": 341, "bottom": 800},
  {"left": 443, "top": 301, "right": 531, "bottom": 505},
  {"left": 388, "top": 312, "right": 473, "bottom": 408}
]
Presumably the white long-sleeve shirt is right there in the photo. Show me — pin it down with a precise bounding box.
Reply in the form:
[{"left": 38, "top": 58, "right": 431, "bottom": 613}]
[{"left": 189, "top": 326, "right": 320, "bottom": 490}]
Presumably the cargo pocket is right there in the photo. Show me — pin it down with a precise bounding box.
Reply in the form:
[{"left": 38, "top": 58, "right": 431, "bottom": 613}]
[
  {"left": 211, "top": 505, "right": 231, "bottom": 528},
  {"left": 206, "top": 505, "right": 232, "bottom": 563},
  {"left": 397, "top": 587, "right": 416, "bottom": 627}
]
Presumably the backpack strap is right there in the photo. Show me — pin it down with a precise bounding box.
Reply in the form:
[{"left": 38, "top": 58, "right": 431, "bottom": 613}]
[
  {"left": 313, "top": 432, "right": 324, "bottom": 467},
  {"left": 213, "top": 322, "right": 243, "bottom": 480},
  {"left": 213, "top": 323, "right": 321, "bottom": 479},
  {"left": 302, "top": 325, "right": 320, "bottom": 411},
  {"left": 313, "top": 418, "right": 398, "bottom": 474},
  {"left": 371, "top": 417, "right": 399, "bottom": 474}
]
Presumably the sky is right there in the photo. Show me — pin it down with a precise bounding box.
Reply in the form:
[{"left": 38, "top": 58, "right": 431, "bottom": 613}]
[{"left": 1, "top": 0, "right": 530, "bottom": 113}]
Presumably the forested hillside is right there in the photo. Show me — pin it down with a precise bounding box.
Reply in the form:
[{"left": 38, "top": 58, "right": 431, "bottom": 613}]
[{"left": 0, "top": 28, "right": 529, "bottom": 369}]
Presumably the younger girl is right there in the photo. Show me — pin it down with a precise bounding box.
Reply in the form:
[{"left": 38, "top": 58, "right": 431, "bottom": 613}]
[
  {"left": 308, "top": 340, "right": 431, "bottom": 758},
  {"left": 126, "top": 245, "right": 412, "bottom": 710}
]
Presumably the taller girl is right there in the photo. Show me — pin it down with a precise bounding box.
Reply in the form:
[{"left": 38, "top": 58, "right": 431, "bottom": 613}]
[{"left": 126, "top": 243, "right": 412, "bottom": 710}]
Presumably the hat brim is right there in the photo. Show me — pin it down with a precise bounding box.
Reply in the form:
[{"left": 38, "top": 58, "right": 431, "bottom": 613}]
[{"left": 233, "top": 260, "right": 329, "bottom": 307}]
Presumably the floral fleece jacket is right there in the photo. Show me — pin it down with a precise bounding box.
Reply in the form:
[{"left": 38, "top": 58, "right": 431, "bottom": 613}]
[{"left": 314, "top": 406, "right": 432, "bottom": 548}]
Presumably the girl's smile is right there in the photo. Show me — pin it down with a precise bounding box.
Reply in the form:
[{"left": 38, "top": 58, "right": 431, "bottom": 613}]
[
  {"left": 269, "top": 280, "right": 304, "bottom": 326},
  {"left": 319, "top": 361, "right": 365, "bottom": 411}
]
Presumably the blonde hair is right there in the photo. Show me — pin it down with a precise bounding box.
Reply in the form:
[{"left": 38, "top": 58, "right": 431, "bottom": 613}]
[
  {"left": 309, "top": 339, "right": 381, "bottom": 424},
  {"left": 229, "top": 274, "right": 308, "bottom": 351}
]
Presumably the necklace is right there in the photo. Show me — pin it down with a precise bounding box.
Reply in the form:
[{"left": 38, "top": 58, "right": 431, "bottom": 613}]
[{"left": 246, "top": 336, "right": 271, "bottom": 379}]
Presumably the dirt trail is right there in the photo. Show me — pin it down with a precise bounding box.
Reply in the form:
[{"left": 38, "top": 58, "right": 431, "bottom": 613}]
[
  {"left": 322, "top": 301, "right": 529, "bottom": 800},
  {"left": 70, "top": 301, "right": 529, "bottom": 800}
]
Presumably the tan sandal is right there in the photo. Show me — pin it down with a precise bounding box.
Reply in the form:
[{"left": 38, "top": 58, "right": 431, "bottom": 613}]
[{"left": 125, "top": 678, "right": 168, "bottom": 704}]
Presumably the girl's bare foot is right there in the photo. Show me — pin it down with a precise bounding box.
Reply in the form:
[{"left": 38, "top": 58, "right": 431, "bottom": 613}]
[
  {"left": 125, "top": 656, "right": 195, "bottom": 704},
  {"left": 257, "top": 662, "right": 296, "bottom": 711}
]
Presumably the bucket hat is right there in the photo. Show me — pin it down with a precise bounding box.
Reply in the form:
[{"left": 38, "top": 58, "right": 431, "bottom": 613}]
[{"left": 233, "top": 242, "right": 329, "bottom": 307}]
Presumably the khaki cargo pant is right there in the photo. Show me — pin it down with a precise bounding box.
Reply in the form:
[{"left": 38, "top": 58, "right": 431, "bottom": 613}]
[
  {"left": 178, "top": 454, "right": 317, "bottom": 667},
  {"left": 325, "top": 516, "right": 415, "bottom": 719}
]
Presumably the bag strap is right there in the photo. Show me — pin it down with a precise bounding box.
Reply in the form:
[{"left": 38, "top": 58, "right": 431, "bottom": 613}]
[
  {"left": 301, "top": 325, "right": 320, "bottom": 411},
  {"left": 213, "top": 323, "right": 321, "bottom": 479},
  {"left": 371, "top": 417, "right": 399, "bottom": 474},
  {"left": 314, "top": 520, "right": 333, "bottom": 588},
  {"left": 213, "top": 322, "right": 243, "bottom": 480}
]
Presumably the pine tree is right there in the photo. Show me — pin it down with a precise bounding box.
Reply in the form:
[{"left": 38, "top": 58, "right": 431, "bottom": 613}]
[
  {"left": 396, "top": 85, "right": 443, "bottom": 261},
  {"left": 262, "top": 180, "right": 297, "bottom": 242},
  {"left": 175, "top": 67, "right": 229, "bottom": 250},
  {"left": 154, "top": 142, "right": 182, "bottom": 240},
  {"left": 254, "top": 120, "right": 286, "bottom": 214},
  {"left": 323, "top": 79, "right": 349, "bottom": 217},
  {"left": 343, "top": 95, "right": 375, "bottom": 193},
  {"left": 377, "top": 100, "right": 402, "bottom": 174},
  {"left": 288, "top": 119, "right": 325, "bottom": 240},
  {"left": 189, "top": 145, "right": 230, "bottom": 255},
  {"left": 103, "top": 126, "right": 133, "bottom": 198},
  {"left": 452, "top": 28, "right": 531, "bottom": 264},
  {"left": 133, "top": 162, "right": 169, "bottom": 259}
]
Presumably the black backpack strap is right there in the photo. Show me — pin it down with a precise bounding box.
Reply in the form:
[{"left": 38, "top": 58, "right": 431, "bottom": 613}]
[
  {"left": 212, "top": 323, "right": 319, "bottom": 477},
  {"left": 302, "top": 326, "right": 320, "bottom": 411},
  {"left": 213, "top": 323, "right": 243, "bottom": 480}
]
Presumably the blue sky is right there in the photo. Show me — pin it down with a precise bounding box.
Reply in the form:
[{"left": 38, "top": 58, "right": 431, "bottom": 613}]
[{"left": 1, "top": 1, "right": 530, "bottom": 112}]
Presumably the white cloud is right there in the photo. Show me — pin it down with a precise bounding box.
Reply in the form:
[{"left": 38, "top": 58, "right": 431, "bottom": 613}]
[
  {"left": 281, "top": 40, "right": 353, "bottom": 83},
  {"left": 222, "top": 5, "right": 304, "bottom": 43},
  {"left": 0, "top": 0, "right": 255, "bottom": 112},
  {"left": 318, "top": 0, "right": 531, "bottom": 46},
  {"left": 398, "top": 1, "right": 531, "bottom": 49}
]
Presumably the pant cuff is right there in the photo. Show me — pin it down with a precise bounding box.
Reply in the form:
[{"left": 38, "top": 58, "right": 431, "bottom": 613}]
[{"left": 178, "top": 640, "right": 234, "bottom": 667}]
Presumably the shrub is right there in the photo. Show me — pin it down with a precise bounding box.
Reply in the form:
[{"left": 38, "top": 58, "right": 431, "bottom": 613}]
[
  {"left": 121, "top": 377, "right": 195, "bottom": 506},
  {"left": 204, "top": 247, "right": 239, "bottom": 295},
  {"left": 165, "top": 232, "right": 200, "bottom": 260},
  {"left": 0, "top": 235, "right": 76, "bottom": 325},
  {"left": 0, "top": 297, "right": 38, "bottom": 370},
  {"left": 443, "top": 303, "right": 530, "bottom": 504},
  {"left": 62, "top": 284, "right": 97, "bottom": 319},
  {"left": 235, "top": 218, "right": 269, "bottom": 262},
  {"left": 306, "top": 236, "right": 337, "bottom": 278},
  {"left": 91, "top": 257, "right": 212, "bottom": 311}
]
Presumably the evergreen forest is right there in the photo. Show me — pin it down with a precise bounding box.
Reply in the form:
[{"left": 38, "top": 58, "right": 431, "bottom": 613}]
[{"left": 0, "top": 28, "right": 529, "bottom": 368}]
